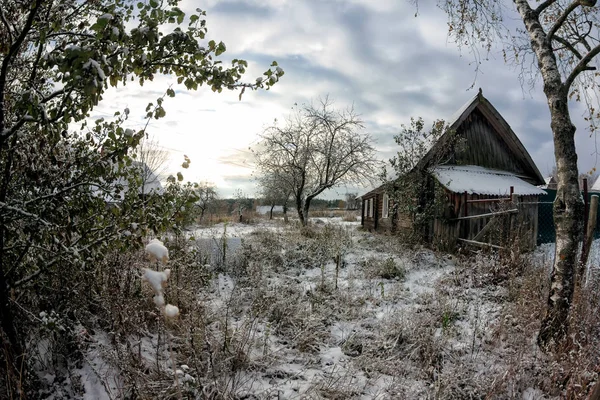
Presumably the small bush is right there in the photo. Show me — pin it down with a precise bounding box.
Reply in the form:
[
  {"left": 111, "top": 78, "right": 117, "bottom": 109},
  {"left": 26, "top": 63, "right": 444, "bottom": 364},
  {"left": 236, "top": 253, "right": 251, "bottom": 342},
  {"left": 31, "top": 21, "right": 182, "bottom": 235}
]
[
  {"left": 342, "top": 211, "right": 359, "bottom": 222},
  {"left": 379, "top": 257, "right": 406, "bottom": 280},
  {"left": 363, "top": 256, "right": 407, "bottom": 280}
]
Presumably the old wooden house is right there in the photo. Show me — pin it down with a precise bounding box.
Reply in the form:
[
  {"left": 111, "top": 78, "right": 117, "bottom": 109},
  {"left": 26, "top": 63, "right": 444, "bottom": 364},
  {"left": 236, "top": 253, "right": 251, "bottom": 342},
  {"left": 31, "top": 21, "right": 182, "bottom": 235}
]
[{"left": 361, "top": 89, "right": 546, "bottom": 249}]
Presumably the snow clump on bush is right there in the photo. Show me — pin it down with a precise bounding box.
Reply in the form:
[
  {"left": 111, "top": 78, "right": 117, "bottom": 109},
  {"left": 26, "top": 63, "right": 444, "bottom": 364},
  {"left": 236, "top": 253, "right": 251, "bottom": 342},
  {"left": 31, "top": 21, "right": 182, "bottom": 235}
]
[{"left": 145, "top": 238, "right": 169, "bottom": 264}]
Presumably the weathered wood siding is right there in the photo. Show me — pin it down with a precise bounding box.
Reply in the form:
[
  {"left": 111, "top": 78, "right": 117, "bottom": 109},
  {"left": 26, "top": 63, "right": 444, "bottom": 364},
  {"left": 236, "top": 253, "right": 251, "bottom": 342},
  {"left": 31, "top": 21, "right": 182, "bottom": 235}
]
[
  {"left": 361, "top": 194, "right": 377, "bottom": 231},
  {"left": 361, "top": 192, "right": 394, "bottom": 233},
  {"left": 452, "top": 109, "right": 532, "bottom": 181},
  {"left": 430, "top": 189, "right": 539, "bottom": 249}
]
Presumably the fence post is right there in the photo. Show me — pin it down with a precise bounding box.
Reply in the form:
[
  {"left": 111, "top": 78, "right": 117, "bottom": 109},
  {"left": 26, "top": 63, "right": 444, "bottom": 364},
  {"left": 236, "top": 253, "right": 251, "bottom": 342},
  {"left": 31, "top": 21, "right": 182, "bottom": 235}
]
[
  {"left": 509, "top": 186, "right": 517, "bottom": 242},
  {"left": 579, "top": 194, "right": 598, "bottom": 284},
  {"left": 464, "top": 191, "right": 468, "bottom": 217},
  {"left": 584, "top": 177, "right": 589, "bottom": 235}
]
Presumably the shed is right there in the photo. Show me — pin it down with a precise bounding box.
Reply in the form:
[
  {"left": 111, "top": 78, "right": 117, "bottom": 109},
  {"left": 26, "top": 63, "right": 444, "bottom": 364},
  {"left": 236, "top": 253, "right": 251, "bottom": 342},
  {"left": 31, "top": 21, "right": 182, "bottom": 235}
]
[
  {"left": 590, "top": 175, "right": 600, "bottom": 193},
  {"left": 360, "top": 185, "right": 388, "bottom": 232},
  {"left": 97, "top": 161, "right": 163, "bottom": 203},
  {"left": 361, "top": 89, "right": 546, "bottom": 249},
  {"left": 541, "top": 176, "right": 557, "bottom": 190}
]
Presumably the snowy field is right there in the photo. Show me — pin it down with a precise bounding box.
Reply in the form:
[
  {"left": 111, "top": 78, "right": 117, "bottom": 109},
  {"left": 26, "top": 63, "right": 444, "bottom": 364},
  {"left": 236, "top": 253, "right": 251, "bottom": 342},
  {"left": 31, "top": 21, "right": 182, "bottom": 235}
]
[{"left": 64, "top": 217, "right": 600, "bottom": 399}]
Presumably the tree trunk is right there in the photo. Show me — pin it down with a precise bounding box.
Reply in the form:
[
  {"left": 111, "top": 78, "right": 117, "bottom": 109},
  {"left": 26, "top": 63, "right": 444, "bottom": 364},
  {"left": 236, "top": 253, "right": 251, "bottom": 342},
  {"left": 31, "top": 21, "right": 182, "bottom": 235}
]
[
  {"left": 0, "top": 142, "right": 25, "bottom": 395},
  {"left": 296, "top": 194, "right": 306, "bottom": 226},
  {"left": 303, "top": 199, "right": 311, "bottom": 226},
  {"left": 269, "top": 204, "right": 274, "bottom": 220},
  {"left": 538, "top": 91, "right": 583, "bottom": 348},
  {"left": 514, "top": 1, "right": 584, "bottom": 349}
]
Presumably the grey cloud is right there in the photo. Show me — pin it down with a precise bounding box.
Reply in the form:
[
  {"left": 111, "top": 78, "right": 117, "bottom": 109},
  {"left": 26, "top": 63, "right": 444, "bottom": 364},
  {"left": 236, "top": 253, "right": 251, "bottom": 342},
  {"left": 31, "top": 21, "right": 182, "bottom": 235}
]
[
  {"left": 113, "top": 0, "right": 600, "bottom": 195},
  {"left": 210, "top": 1, "right": 274, "bottom": 18},
  {"left": 218, "top": 150, "right": 255, "bottom": 169}
]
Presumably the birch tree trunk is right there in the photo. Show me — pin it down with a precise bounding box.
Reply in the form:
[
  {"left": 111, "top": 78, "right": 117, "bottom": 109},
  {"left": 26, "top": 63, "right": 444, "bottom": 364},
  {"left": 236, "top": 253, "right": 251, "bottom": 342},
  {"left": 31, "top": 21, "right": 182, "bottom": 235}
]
[{"left": 514, "top": 0, "right": 584, "bottom": 348}]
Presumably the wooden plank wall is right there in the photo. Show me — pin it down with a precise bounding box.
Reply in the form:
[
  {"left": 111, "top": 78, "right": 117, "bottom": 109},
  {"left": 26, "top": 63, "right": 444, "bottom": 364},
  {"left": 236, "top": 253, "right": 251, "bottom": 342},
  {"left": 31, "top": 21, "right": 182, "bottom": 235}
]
[
  {"left": 453, "top": 110, "right": 530, "bottom": 178},
  {"left": 362, "top": 192, "right": 389, "bottom": 232},
  {"left": 432, "top": 190, "right": 539, "bottom": 249}
]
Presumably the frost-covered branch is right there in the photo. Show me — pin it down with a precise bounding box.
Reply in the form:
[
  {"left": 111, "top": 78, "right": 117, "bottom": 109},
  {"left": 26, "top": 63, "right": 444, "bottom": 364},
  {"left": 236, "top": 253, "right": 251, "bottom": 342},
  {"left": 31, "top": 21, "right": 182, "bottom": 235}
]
[
  {"left": 23, "top": 181, "right": 96, "bottom": 206},
  {"left": 0, "top": 0, "right": 43, "bottom": 145},
  {"left": 0, "top": 201, "right": 53, "bottom": 226}
]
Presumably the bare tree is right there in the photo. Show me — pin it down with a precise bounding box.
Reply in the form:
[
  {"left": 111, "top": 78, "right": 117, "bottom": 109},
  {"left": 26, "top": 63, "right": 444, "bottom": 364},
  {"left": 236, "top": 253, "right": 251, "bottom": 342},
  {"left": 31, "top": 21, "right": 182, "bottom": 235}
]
[
  {"left": 344, "top": 192, "right": 360, "bottom": 210},
  {"left": 255, "top": 97, "right": 378, "bottom": 226},
  {"left": 258, "top": 173, "right": 292, "bottom": 220},
  {"left": 233, "top": 189, "right": 250, "bottom": 223},
  {"left": 194, "top": 182, "right": 217, "bottom": 223},
  {"left": 430, "top": 0, "right": 600, "bottom": 348}
]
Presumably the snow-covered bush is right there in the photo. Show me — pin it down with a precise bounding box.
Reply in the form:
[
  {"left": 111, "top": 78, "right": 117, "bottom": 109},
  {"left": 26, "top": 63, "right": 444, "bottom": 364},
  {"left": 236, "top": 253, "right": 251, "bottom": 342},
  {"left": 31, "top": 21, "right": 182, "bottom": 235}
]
[
  {"left": 0, "top": 0, "right": 283, "bottom": 391},
  {"left": 364, "top": 256, "right": 407, "bottom": 280}
]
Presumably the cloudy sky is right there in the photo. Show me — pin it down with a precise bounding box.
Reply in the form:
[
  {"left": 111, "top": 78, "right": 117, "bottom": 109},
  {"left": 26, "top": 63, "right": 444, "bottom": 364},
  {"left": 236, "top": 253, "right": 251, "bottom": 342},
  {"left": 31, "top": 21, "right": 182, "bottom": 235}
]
[{"left": 92, "top": 0, "right": 599, "bottom": 199}]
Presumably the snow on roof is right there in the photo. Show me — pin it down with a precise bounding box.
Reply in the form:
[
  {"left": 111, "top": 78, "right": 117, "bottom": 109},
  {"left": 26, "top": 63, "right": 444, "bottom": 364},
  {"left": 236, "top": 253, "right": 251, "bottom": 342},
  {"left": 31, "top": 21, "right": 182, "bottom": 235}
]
[
  {"left": 432, "top": 165, "right": 547, "bottom": 196},
  {"left": 538, "top": 176, "right": 555, "bottom": 189},
  {"left": 591, "top": 176, "right": 600, "bottom": 192},
  {"left": 92, "top": 161, "right": 164, "bottom": 203},
  {"left": 446, "top": 92, "right": 479, "bottom": 128}
]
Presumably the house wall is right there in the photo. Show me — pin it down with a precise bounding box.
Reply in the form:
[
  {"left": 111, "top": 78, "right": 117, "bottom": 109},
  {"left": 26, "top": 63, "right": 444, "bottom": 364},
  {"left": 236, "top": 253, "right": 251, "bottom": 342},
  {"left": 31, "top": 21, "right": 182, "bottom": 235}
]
[
  {"left": 361, "top": 193, "right": 394, "bottom": 233},
  {"left": 430, "top": 189, "right": 540, "bottom": 250},
  {"left": 361, "top": 195, "right": 375, "bottom": 231}
]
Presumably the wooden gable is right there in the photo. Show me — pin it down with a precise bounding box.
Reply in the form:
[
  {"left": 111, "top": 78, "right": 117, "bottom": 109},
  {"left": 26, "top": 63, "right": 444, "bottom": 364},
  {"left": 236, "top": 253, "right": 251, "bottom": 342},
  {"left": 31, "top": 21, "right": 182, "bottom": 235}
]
[
  {"left": 417, "top": 89, "right": 545, "bottom": 186},
  {"left": 453, "top": 108, "right": 529, "bottom": 176}
]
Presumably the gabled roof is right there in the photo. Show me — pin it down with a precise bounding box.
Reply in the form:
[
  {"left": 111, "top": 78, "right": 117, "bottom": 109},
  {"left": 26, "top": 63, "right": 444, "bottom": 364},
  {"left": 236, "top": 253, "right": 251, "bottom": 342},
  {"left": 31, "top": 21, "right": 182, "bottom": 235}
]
[
  {"left": 540, "top": 175, "right": 557, "bottom": 189},
  {"left": 417, "top": 89, "right": 545, "bottom": 186},
  {"left": 95, "top": 161, "right": 163, "bottom": 202},
  {"left": 359, "top": 184, "right": 385, "bottom": 199},
  {"left": 591, "top": 175, "right": 600, "bottom": 192}
]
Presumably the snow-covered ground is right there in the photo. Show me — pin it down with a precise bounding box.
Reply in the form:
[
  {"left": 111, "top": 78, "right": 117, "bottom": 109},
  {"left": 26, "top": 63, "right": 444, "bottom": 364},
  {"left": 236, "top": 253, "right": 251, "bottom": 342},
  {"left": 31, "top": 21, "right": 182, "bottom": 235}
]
[
  {"left": 69, "top": 217, "right": 592, "bottom": 399},
  {"left": 167, "top": 219, "right": 555, "bottom": 398}
]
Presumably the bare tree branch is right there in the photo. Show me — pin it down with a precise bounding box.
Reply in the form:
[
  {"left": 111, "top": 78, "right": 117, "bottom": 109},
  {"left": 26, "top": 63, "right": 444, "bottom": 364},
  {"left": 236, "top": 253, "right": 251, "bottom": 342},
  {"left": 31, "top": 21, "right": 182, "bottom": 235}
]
[
  {"left": 564, "top": 43, "right": 600, "bottom": 90},
  {"left": 536, "top": 0, "right": 559, "bottom": 14},
  {"left": 547, "top": 1, "right": 581, "bottom": 41}
]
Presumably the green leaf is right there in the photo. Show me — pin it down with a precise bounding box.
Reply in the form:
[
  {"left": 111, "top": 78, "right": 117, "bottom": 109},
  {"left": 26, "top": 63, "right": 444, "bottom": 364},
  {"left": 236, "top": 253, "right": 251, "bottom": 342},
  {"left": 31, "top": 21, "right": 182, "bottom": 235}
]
[
  {"left": 215, "top": 42, "right": 226, "bottom": 56},
  {"left": 155, "top": 107, "right": 166, "bottom": 119}
]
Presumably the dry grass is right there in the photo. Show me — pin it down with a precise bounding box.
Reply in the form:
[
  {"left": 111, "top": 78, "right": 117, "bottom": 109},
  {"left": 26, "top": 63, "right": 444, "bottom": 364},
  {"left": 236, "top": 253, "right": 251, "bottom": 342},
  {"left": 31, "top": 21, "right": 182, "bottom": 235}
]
[{"left": 19, "top": 221, "right": 600, "bottom": 399}]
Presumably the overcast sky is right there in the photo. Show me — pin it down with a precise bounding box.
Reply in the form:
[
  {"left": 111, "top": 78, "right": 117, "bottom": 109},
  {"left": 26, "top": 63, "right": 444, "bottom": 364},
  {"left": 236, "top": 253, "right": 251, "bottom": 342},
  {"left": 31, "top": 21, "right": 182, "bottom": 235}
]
[{"left": 91, "top": 0, "right": 600, "bottom": 199}]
